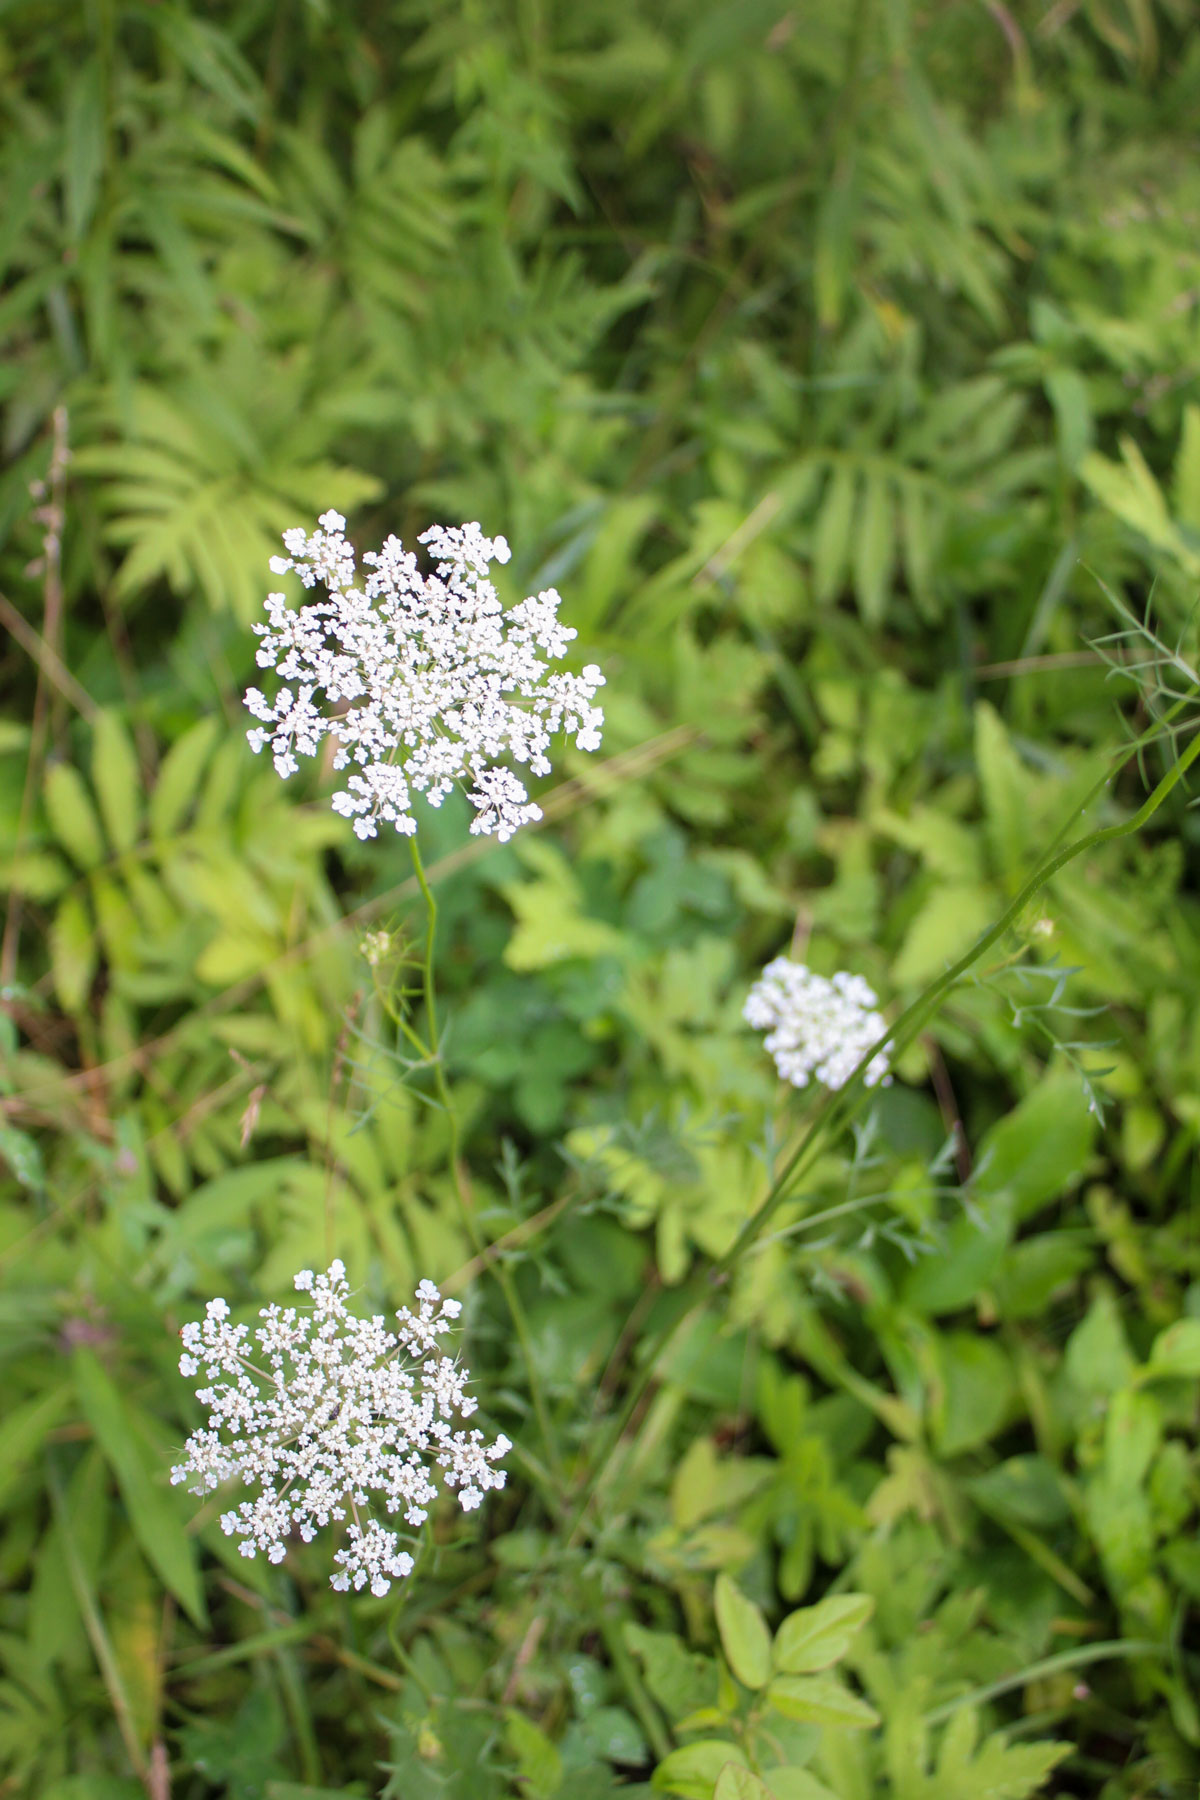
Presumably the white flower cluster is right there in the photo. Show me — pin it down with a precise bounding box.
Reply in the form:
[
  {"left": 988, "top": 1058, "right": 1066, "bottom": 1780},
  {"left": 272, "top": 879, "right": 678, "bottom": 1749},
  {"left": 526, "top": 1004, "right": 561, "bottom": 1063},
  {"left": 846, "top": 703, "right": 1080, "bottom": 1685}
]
[
  {"left": 244, "top": 512, "right": 605, "bottom": 843},
  {"left": 171, "top": 1263, "right": 509, "bottom": 1598},
  {"left": 744, "top": 957, "right": 891, "bottom": 1091}
]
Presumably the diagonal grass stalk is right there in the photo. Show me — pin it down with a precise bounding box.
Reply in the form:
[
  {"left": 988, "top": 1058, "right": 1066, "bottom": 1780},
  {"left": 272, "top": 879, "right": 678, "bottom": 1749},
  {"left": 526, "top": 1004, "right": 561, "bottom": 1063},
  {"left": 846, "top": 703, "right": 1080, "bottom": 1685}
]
[{"left": 563, "top": 695, "right": 1200, "bottom": 1541}]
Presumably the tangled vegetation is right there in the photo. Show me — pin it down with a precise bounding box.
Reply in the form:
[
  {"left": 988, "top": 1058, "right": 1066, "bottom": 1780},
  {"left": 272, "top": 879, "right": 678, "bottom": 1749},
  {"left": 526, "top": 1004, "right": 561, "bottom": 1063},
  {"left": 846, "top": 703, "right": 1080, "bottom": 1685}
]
[{"left": 2, "top": 3, "right": 1200, "bottom": 1797}]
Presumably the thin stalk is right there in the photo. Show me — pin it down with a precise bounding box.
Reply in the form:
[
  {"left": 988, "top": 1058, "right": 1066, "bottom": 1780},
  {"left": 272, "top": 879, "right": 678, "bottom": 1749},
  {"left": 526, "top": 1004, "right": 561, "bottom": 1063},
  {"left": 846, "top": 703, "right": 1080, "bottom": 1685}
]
[
  {"left": 47, "top": 1453, "right": 152, "bottom": 1790},
  {"left": 922, "top": 1639, "right": 1165, "bottom": 1726},
  {"left": 407, "top": 836, "right": 563, "bottom": 1488},
  {"left": 563, "top": 708, "right": 1200, "bottom": 1540}
]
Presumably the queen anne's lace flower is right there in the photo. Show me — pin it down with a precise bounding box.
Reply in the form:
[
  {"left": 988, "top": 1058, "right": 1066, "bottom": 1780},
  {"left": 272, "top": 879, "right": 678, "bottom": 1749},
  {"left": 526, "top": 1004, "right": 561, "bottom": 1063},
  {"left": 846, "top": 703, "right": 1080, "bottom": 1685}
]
[
  {"left": 744, "top": 957, "right": 891, "bottom": 1091},
  {"left": 171, "top": 1263, "right": 509, "bottom": 1598},
  {"left": 244, "top": 511, "right": 604, "bottom": 843}
]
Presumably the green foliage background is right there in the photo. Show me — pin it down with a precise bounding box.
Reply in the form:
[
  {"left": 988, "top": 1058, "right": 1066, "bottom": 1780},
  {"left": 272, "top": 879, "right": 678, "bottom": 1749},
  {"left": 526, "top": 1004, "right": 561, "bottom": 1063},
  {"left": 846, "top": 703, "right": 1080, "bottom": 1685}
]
[{"left": 2, "top": 1, "right": 1200, "bottom": 1796}]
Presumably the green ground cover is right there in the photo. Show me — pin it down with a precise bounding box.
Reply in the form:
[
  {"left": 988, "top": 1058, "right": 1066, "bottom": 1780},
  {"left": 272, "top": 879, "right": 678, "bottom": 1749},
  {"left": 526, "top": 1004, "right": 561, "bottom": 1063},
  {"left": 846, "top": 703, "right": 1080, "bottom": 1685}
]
[{"left": 2, "top": 2, "right": 1200, "bottom": 1795}]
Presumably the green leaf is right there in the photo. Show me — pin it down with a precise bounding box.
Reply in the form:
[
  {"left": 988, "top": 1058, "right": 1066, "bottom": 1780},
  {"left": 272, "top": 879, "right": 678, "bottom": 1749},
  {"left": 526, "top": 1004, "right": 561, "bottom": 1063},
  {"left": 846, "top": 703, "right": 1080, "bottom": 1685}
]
[
  {"left": 150, "top": 717, "right": 220, "bottom": 838},
  {"left": 505, "top": 1710, "right": 563, "bottom": 1799},
  {"left": 765, "top": 1676, "right": 878, "bottom": 1729},
  {"left": 714, "top": 1768, "right": 773, "bottom": 1800},
  {"left": 973, "top": 1075, "right": 1096, "bottom": 1222},
  {"left": 812, "top": 464, "right": 856, "bottom": 605},
  {"left": 0, "top": 1387, "right": 72, "bottom": 1511},
  {"left": 1144, "top": 1319, "right": 1200, "bottom": 1379},
  {"left": 715, "top": 1572, "right": 772, "bottom": 1689},
  {"left": 0, "top": 1124, "right": 46, "bottom": 1192},
  {"left": 64, "top": 58, "right": 105, "bottom": 241},
  {"left": 73, "top": 1349, "right": 207, "bottom": 1628},
  {"left": 653, "top": 1741, "right": 748, "bottom": 1799},
  {"left": 931, "top": 1332, "right": 1016, "bottom": 1457},
  {"left": 50, "top": 890, "right": 97, "bottom": 1013},
  {"left": 975, "top": 702, "right": 1031, "bottom": 884},
  {"left": 759, "top": 1773, "right": 839, "bottom": 1800},
  {"left": 965, "top": 1456, "right": 1071, "bottom": 1527},
  {"left": 772, "top": 1595, "right": 873, "bottom": 1675},
  {"left": 44, "top": 762, "right": 105, "bottom": 868},
  {"left": 852, "top": 474, "right": 894, "bottom": 625},
  {"left": 91, "top": 711, "right": 142, "bottom": 853},
  {"left": 891, "top": 882, "right": 994, "bottom": 987}
]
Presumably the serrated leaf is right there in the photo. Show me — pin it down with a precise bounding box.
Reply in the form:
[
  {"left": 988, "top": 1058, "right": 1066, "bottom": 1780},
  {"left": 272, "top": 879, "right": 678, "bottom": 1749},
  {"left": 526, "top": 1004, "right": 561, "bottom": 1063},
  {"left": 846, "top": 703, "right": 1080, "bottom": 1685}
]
[
  {"left": 765, "top": 1675, "right": 878, "bottom": 1728},
  {"left": 772, "top": 1594, "right": 873, "bottom": 1675},
  {"left": 715, "top": 1572, "right": 772, "bottom": 1689},
  {"left": 91, "top": 711, "right": 142, "bottom": 853},
  {"left": 44, "top": 762, "right": 105, "bottom": 868}
]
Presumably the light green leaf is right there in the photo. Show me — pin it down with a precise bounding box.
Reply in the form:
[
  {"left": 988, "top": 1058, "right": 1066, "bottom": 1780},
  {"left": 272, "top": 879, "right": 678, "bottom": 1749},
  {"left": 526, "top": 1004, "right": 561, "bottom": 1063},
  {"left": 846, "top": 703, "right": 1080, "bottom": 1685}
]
[
  {"left": 765, "top": 1676, "right": 878, "bottom": 1728},
  {"left": 760, "top": 1772, "right": 839, "bottom": 1800},
  {"left": 150, "top": 716, "right": 221, "bottom": 838},
  {"left": 975, "top": 702, "right": 1030, "bottom": 884},
  {"left": 50, "top": 890, "right": 97, "bottom": 1013},
  {"left": 852, "top": 474, "right": 894, "bottom": 625},
  {"left": 1145, "top": 1319, "right": 1200, "bottom": 1380},
  {"left": 715, "top": 1572, "right": 772, "bottom": 1690},
  {"left": 772, "top": 1594, "right": 873, "bottom": 1675},
  {"left": 91, "top": 711, "right": 142, "bottom": 853},
  {"left": 44, "top": 762, "right": 105, "bottom": 868},
  {"left": 714, "top": 1767, "right": 773, "bottom": 1800},
  {"left": 653, "top": 1741, "right": 748, "bottom": 1799}
]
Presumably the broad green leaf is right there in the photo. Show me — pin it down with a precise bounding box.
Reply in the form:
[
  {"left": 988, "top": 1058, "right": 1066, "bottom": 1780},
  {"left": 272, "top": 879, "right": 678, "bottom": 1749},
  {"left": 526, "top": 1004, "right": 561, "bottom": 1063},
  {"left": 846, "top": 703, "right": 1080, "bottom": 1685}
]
[
  {"left": 1065, "top": 1290, "right": 1135, "bottom": 1397},
  {"left": 653, "top": 1741, "right": 748, "bottom": 1799},
  {"left": 973, "top": 1076, "right": 1096, "bottom": 1222},
  {"left": 891, "top": 881, "right": 994, "bottom": 987},
  {"left": 772, "top": 1595, "right": 873, "bottom": 1675},
  {"left": 1145, "top": 1319, "right": 1200, "bottom": 1379},
  {"left": 50, "top": 890, "right": 97, "bottom": 1013},
  {"left": 91, "top": 711, "right": 142, "bottom": 853},
  {"left": 625, "top": 1623, "right": 719, "bottom": 1724},
  {"left": 900, "top": 1196, "right": 1013, "bottom": 1317},
  {"left": 44, "top": 762, "right": 105, "bottom": 868},
  {"left": 150, "top": 716, "right": 220, "bottom": 838},
  {"left": 765, "top": 1676, "right": 878, "bottom": 1728},
  {"left": 505, "top": 1709, "right": 563, "bottom": 1799},
  {"left": 714, "top": 1767, "right": 773, "bottom": 1800},
  {"left": 760, "top": 1772, "right": 839, "bottom": 1800},
  {"left": 715, "top": 1572, "right": 772, "bottom": 1689},
  {"left": 965, "top": 1456, "right": 1070, "bottom": 1527},
  {"left": 931, "top": 1332, "right": 1016, "bottom": 1457},
  {"left": 0, "top": 1387, "right": 72, "bottom": 1511},
  {"left": 73, "top": 1349, "right": 207, "bottom": 1628}
]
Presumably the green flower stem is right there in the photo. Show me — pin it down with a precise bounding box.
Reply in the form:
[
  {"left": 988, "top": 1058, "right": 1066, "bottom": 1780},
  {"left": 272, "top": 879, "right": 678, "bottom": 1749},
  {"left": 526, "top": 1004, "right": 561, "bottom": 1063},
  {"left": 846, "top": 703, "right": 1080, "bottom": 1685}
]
[
  {"left": 564, "top": 709, "right": 1200, "bottom": 1541},
  {"left": 407, "top": 836, "right": 563, "bottom": 1489},
  {"left": 921, "top": 1638, "right": 1165, "bottom": 1726}
]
